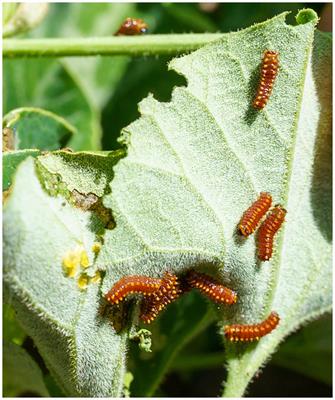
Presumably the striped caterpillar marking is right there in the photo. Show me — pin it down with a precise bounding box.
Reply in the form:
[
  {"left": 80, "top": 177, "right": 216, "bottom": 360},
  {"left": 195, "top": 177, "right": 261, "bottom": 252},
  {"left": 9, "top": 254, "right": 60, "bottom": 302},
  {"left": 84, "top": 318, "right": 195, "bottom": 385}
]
[
  {"left": 253, "top": 50, "right": 279, "bottom": 109},
  {"left": 238, "top": 192, "right": 272, "bottom": 237},
  {"left": 185, "top": 270, "right": 237, "bottom": 305},
  {"left": 115, "top": 17, "right": 148, "bottom": 35},
  {"left": 105, "top": 275, "right": 161, "bottom": 305},
  {"left": 140, "top": 272, "right": 181, "bottom": 324},
  {"left": 224, "top": 311, "right": 280, "bottom": 342},
  {"left": 258, "top": 205, "right": 286, "bottom": 261}
]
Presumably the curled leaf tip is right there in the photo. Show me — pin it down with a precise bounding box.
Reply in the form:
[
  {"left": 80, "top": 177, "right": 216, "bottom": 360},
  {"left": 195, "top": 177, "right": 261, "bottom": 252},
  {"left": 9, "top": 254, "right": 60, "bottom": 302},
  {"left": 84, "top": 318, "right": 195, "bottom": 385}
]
[{"left": 296, "top": 9, "right": 319, "bottom": 26}]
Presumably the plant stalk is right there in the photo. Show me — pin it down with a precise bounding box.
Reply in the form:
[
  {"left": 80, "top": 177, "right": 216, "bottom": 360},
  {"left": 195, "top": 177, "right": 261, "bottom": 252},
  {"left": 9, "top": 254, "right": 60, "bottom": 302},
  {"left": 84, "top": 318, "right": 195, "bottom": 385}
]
[{"left": 3, "top": 34, "right": 223, "bottom": 58}]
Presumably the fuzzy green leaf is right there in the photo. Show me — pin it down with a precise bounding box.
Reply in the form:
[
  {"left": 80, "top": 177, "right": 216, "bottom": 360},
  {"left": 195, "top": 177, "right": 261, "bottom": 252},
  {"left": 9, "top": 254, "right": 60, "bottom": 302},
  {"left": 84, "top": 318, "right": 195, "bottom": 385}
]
[
  {"left": 94, "top": 10, "right": 331, "bottom": 395},
  {"left": 3, "top": 10, "right": 331, "bottom": 397},
  {"left": 3, "top": 107, "right": 75, "bottom": 150},
  {"left": 3, "top": 153, "right": 127, "bottom": 397}
]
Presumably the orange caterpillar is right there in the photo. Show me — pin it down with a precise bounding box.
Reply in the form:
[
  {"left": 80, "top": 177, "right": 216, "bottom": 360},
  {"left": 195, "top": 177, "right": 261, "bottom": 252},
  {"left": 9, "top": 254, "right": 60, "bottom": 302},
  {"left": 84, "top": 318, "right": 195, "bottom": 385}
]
[
  {"left": 104, "top": 275, "right": 161, "bottom": 305},
  {"left": 253, "top": 50, "right": 279, "bottom": 109},
  {"left": 224, "top": 311, "right": 280, "bottom": 342},
  {"left": 115, "top": 17, "right": 148, "bottom": 35},
  {"left": 258, "top": 205, "right": 286, "bottom": 261},
  {"left": 185, "top": 270, "right": 237, "bottom": 305},
  {"left": 140, "top": 272, "right": 181, "bottom": 324},
  {"left": 238, "top": 192, "right": 272, "bottom": 237}
]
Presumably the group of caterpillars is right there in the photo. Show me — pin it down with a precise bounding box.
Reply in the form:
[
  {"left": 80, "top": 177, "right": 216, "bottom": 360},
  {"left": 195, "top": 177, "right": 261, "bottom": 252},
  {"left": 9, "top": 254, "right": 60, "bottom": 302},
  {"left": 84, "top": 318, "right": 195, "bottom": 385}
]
[
  {"left": 105, "top": 269, "right": 238, "bottom": 321},
  {"left": 105, "top": 193, "right": 285, "bottom": 343},
  {"left": 105, "top": 270, "right": 237, "bottom": 329},
  {"left": 107, "top": 20, "right": 281, "bottom": 342},
  {"left": 105, "top": 192, "right": 286, "bottom": 342},
  {"left": 105, "top": 268, "right": 279, "bottom": 342}
]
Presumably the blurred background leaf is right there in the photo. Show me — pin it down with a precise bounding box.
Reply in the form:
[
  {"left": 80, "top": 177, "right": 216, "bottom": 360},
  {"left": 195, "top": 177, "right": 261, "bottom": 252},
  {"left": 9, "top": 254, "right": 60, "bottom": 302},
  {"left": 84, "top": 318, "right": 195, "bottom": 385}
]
[
  {"left": 271, "top": 313, "right": 332, "bottom": 385},
  {"left": 168, "top": 314, "right": 332, "bottom": 387},
  {"left": 31, "top": 3, "right": 136, "bottom": 110},
  {"left": 43, "top": 374, "right": 65, "bottom": 397},
  {"left": 3, "top": 3, "right": 19, "bottom": 28},
  {"left": 3, "top": 2, "right": 49, "bottom": 38},
  {"left": 3, "top": 304, "right": 27, "bottom": 345},
  {"left": 3, "top": 58, "right": 101, "bottom": 150},
  {"left": 3, "top": 340, "right": 49, "bottom": 397},
  {"left": 129, "top": 292, "right": 216, "bottom": 396}
]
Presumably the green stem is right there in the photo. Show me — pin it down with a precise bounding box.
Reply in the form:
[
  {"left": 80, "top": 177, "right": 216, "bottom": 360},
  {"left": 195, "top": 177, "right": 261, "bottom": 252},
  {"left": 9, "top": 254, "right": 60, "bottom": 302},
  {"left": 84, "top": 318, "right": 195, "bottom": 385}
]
[
  {"left": 3, "top": 34, "right": 223, "bottom": 58},
  {"left": 131, "top": 294, "right": 217, "bottom": 397}
]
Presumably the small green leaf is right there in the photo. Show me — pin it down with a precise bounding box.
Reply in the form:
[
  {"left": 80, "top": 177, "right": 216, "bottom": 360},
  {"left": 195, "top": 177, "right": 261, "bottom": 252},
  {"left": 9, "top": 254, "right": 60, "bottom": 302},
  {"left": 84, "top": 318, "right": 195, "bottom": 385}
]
[
  {"left": 129, "top": 328, "right": 153, "bottom": 353},
  {"left": 3, "top": 340, "right": 49, "bottom": 397},
  {"left": 3, "top": 107, "right": 75, "bottom": 150},
  {"left": 123, "top": 371, "right": 134, "bottom": 397}
]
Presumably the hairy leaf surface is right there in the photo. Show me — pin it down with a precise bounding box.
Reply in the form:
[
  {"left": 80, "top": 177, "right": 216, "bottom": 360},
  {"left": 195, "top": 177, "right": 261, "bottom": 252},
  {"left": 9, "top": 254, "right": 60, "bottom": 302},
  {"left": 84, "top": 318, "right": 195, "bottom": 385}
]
[
  {"left": 4, "top": 154, "right": 127, "bottom": 397},
  {"left": 3, "top": 10, "right": 331, "bottom": 397},
  {"left": 96, "top": 10, "right": 331, "bottom": 395}
]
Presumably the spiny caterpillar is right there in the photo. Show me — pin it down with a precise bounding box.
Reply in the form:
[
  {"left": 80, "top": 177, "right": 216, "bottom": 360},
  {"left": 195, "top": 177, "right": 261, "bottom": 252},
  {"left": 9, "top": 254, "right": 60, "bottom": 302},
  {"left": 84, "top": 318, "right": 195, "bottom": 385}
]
[
  {"left": 115, "top": 17, "right": 148, "bottom": 35},
  {"left": 224, "top": 311, "right": 280, "bottom": 342},
  {"left": 140, "top": 272, "right": 181, "bottom": 324},
  {"left": 104, "top": 275, "right": 161, "bottom": 305},
  {"left": 238, "top": 192, "right": 272, "bottom": 237},
  {"left": 258, "top": 205, "right": 287, "bottom": 261},
  {"left": 253, "top": 50, "right": 279, "bottom": 109},
  {"left": 185, "top": 270, "right": 237, "bottom": 305}
]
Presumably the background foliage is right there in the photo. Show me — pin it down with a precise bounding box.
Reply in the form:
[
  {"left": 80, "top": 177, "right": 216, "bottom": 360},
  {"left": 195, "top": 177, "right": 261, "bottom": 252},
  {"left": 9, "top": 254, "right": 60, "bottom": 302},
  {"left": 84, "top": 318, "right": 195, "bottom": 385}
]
[{"left": 3, "top": 2, "right": 331, "bottom": 397}]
